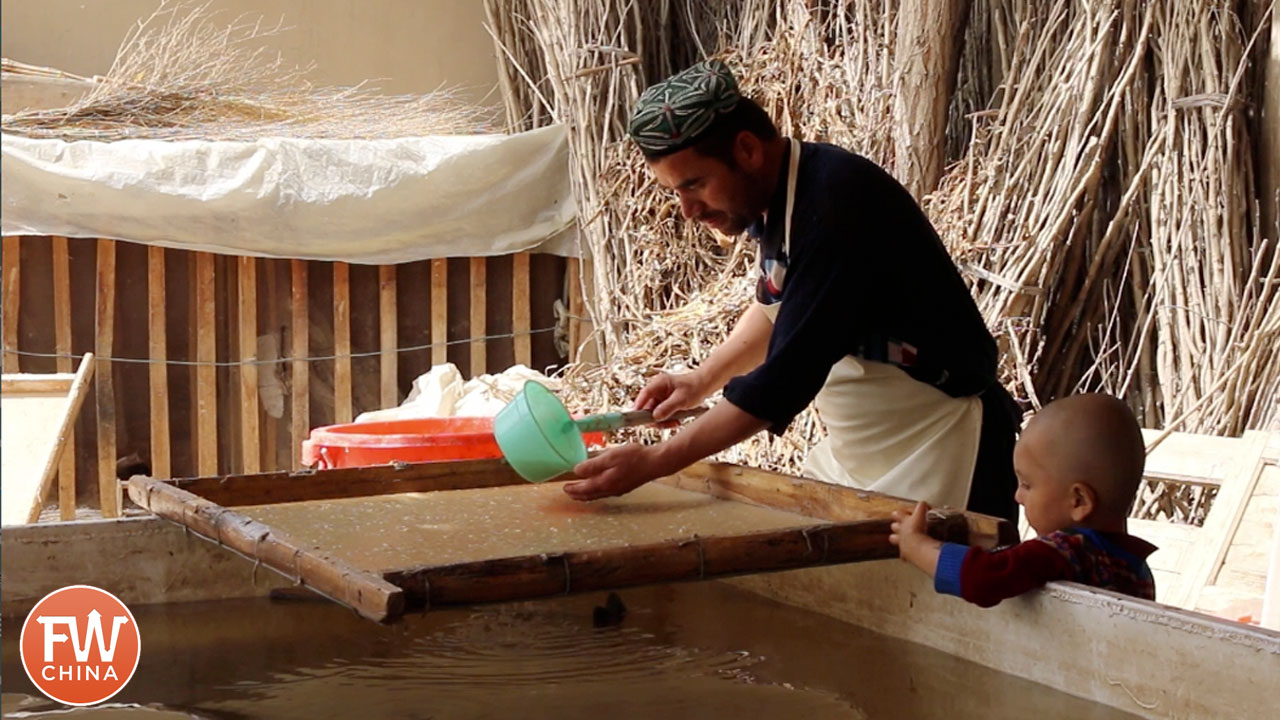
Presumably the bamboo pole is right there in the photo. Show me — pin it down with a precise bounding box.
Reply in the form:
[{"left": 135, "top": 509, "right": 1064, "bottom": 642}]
[
  {"left": 333, "top": 262, "right": 352, "bottom": 423},
  {"left": 469, "top": 258, "right": 487, "bottom": 377},
  {"left": 194, "top": 252, "right": 217, "bottom": 476},
  {"left": 52, "top": 236, "right": 76, "bottom": 518},
  {"left": 26, "top": 354, "right": 95, "bottom": 523},
  {"left": 290, "top": 259, "right": 309, "bottom": 470},
  {"left": 384, "top": 513, "right": 971, "bottom": 609},
  {"left": 661, "top": 462, "right": 1013, "bottom": 549},
  {"left": 95, "top": 239, "right": 118, "bottom": 517},
  {"left": 512, "top": 252, "right": 532, "bottom": 366},
  {"left": 379, "top": 264, "right": 397, "bottom": 408},
  {"left": 147, "top": 246, "right": 171, "bottom": 478},
  {"left": 430, "top": 259, "right": 447, "bottom": 366},
  {"left": 238, "top": 256, "right": 259, "bottom": 473},
  {"left": 127, "top": 476, "right": 405, "bottom": 623},
  {"left": 2, "top": 236, "right": 19, "bottom": 373}
]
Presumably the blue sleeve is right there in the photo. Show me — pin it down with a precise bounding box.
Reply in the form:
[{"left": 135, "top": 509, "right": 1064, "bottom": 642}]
[{"left": 934, "top": 542, "right": 970, "bottom": 597}]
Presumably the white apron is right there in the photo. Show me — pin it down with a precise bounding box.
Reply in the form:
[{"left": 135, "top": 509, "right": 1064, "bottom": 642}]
[{"left": 760, "top": 139, "right": 983, "bottom": 509}]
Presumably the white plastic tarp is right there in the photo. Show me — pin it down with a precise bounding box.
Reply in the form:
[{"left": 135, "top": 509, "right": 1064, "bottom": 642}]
[{"left": 0, "top": 124, "right": 579, "bottom": 262}]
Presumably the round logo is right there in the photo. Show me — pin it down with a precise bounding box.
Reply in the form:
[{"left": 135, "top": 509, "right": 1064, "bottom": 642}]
[{"left": 20, "top": 585, "right": 141, "bottom": 706}]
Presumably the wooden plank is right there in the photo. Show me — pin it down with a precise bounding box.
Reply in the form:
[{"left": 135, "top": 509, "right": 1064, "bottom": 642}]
[
  {"left": 1170, "top": 431, "right": 1271, "bottom": 609},
  {"left": 290, "top": 260, "right": 309, "bottom": 471},
  {"left": 566, "top": 256, "right": 582, "bottom": 361},
  {"left": 379, "top": 264, "right": 397, "bottom": 408},
  {"left": 661, "top": 463, "right": 1015, "bottom": 549},
  {"left": 52, "top": 236, "right": 75, "bottom": 519},
  {"left": 430, "top": 258, "right": 447, "bottom": 366},
  {"left": 384, "top": 513, "right": 971, "bottom": 609},
  {"left": 194, "top": 252, "right": 217, "bottom": 476},
  {"left": 25, "top": 354, "right": 95, "bottom": 523},
  {"left": 333, "top": 262, "right": 352, "bottom": 423},
  {"left": 95, "top": 239, "right": 118, "bottom": 518},
  {"left": 469, "top": 257, "right": 486, "bottom": 376},
  {"left": 1140, "top": 429, "right": 1240, "bottom": 485},
  {"left": 167, "top": 457, "right": 529, "bottom": 507},
  {"left": 0, "top": 375, "right": 72, "bottom": 393},
  {"left": 127, "top": 476, "right": 404, "bottom": 623},
  {"left": 238, "top": 256, "right": 260, "bottom": 474},
  {"left": 1263, "top": 469, "right": 1280, "bottom": 629},
  {"left": 147, "top": 246, "right": 171, "bottom": 478},
  {"left": 2, "top": 236, "right": 20, "bottom": 372},
  {"left": 263, "top": 260, "right": 278, "bottom": 472},
  {"left": 512, "top": 252, "right": 531, "bottom": 366}
]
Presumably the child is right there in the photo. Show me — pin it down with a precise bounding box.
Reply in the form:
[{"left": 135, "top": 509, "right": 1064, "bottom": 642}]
[{"left": 889, "top": 393, "right": 1157, "bottom": 607}]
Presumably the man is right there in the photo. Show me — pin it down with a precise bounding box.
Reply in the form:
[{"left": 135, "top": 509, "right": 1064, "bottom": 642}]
[{"left": 564, "top": 60, "right": 1020, "bottom": 523}]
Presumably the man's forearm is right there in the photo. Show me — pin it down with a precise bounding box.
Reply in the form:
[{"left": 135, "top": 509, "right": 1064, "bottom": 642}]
[
  {"left": 695, "top": 302, "right": 772, "bottom": 390},
  {"left": 649, "top": 399, "right": 769, "bottom": 476}
]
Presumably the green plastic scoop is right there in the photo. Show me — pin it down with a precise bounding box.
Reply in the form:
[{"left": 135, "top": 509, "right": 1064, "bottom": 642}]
[{"left": 494, "top": 380, "right": 706, "bottom": 483}]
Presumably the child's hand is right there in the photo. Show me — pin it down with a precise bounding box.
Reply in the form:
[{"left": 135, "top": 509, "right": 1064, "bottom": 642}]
[
  {"left": 889, "top": 500, "right": 929, "bottom": 547},
  {"left": 890, "top": 501, "right": 942, "bottom": 577}
]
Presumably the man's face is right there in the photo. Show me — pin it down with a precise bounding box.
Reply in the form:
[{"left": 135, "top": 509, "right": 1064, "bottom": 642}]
[{"left": 647, "top": 145, "right": 762, "bottom": 236}]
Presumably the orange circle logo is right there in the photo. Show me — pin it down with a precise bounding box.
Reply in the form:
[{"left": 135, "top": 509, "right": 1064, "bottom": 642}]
[{"left": 20, "top": 585, "right": 141, "bottom": 706}]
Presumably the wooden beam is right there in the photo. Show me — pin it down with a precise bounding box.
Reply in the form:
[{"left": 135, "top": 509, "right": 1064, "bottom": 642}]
[
  {"left": 195, "top": 252, "right": 218, "bottom": 476},
  {"left": 2, "top": 236, "right": 20, "bottom": 373},
  {"left": 166, "top": 456, "right": 527, "bottom": 507},
  {"left": 26, "top": 354, "right": 95, "bottom": 523},
  {"left": 290, "top": 259, "right": 309, "bottom": 471},
  {"left": 263, "top": 260, "right": 278, "bottom": 472},
  {"left": 566, "top": 256, "right": 582, "bottom": 362},
  {"left": 52, "top": 236, "right": 75, "bottom": 519},
  {"left": 469, "top": 257, "right": 486, "bottom": 376},
  {"left": 95, "top": 239, "right": 118, "bottom": 518},
  {"left": 1262, "top": 473, "right": 1280, "bottom": 630},
  {"left": 512, "top": 252, "right": 531, "bottom": 366},
  {"left": 1173, "top": 431, "right": 1272, "bottom": 610},
  {"left": 333, "top": 262, "right": 352, "bottom": 423},
  {"left": 384, "top": 514, "right": 970, "bottom": 609},
  {"left": 0, "top": 375, "right": 72, "bottom": 393},
  {"left": 238, "top": 256, "right": 260, "bottom": 474},
  {"left": 147, "top": 246, "right": 171, "bottom": 478},
  {"left": 127, "top": 476, "right": 404, "bottom": 623},
  {"left": 430, "top": 258, "right": 447, "bottom": 366},
  {"left": 379, "top": 264, "right": 398, "bottom": 408}
]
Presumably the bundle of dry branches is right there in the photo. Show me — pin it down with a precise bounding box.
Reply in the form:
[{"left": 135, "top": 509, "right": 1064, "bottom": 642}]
[
  {"left": 2, "top": 0, "right": 492, "bottom": 141},
  {"left": 488, "top": 0, "right": 1277, "bottom": 483},
  {"left": 486, "top": 0, "right": 902, "bottom": 471}
]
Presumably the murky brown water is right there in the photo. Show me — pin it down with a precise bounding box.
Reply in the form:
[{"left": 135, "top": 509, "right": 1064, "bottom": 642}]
[
  {"left": 242, "top": 482, "right": 817, "bottom": 570},
  {"left": 2, "top": 581, "right": 1136, "bottom": 720}
]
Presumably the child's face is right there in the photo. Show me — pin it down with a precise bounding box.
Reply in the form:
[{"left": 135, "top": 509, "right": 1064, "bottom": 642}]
[{"left": 1012, "top": 437, "right": 1078, "bottom": 535}]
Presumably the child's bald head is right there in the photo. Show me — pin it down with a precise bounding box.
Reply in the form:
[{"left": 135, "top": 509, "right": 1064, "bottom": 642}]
[{"left": 1017, "top": 394, "right": 1145, "bottom": 525}]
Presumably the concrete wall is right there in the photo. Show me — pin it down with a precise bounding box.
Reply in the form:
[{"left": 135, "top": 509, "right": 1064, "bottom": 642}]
[{"left": 0, "top": 0, "right": 500, "bottom": 107}]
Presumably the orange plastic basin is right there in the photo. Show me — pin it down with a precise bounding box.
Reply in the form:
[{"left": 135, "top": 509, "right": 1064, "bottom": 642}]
[{"left": 300, "top": 416, "right": 604, "bottom": 470}]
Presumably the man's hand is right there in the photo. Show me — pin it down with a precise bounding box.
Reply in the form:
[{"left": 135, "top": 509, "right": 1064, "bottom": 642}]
[
  {"left": 633, "top": 371, "right": 709, "bottom": 421},
  {"left": 890, "top": 501, "right": 943, "bottom": 578},
  {"left": 564, "top": 444, "right": 668, "bottom": 501}
]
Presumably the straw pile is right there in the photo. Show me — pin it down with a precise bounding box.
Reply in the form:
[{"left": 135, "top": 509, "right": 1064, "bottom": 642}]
[
  {"left": 2, "top": 0, "right": 492, "bottom": 141},
  {"left": 488, "top": 0, "right": 1279, "bottom": 498}
]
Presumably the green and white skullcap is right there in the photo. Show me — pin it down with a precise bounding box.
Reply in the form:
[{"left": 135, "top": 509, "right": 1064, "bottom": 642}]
[{"left": 628, "top": 60, "right": 741, "bottom": 154}]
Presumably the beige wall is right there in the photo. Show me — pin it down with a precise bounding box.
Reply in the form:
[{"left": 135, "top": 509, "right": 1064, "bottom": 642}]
[{"left": 0, "top": 0, "right": 500, "bottom": 107}]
